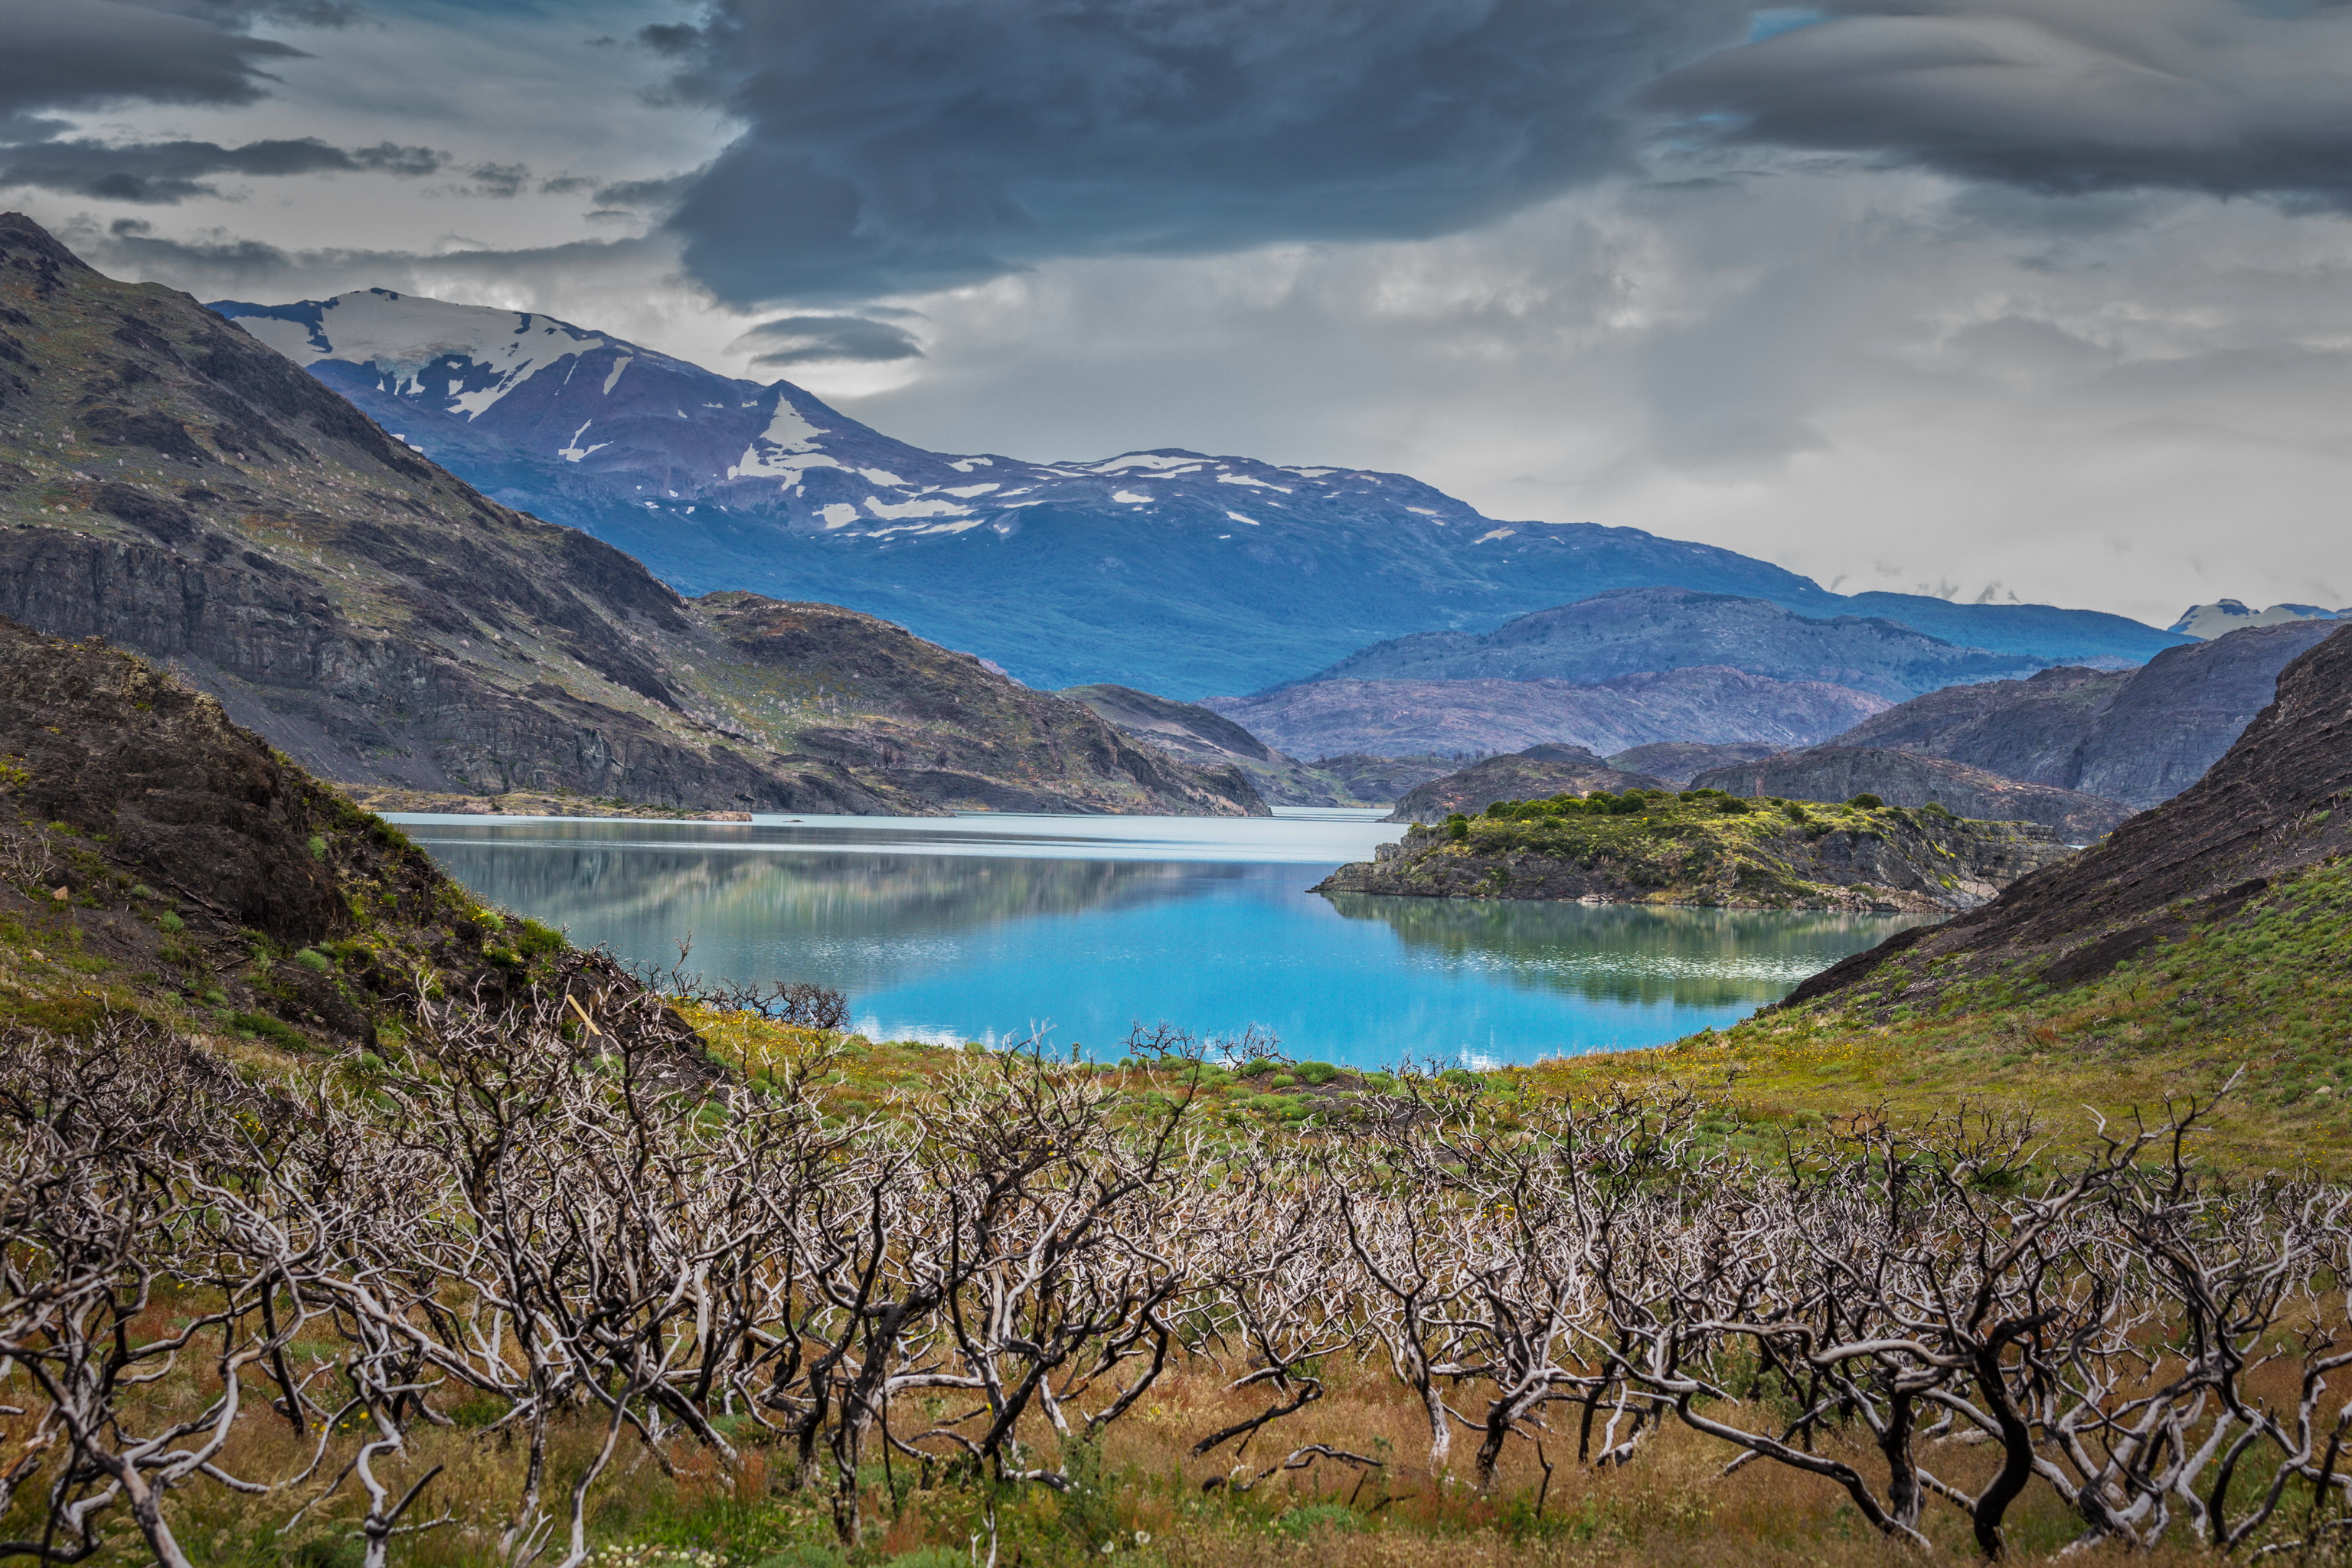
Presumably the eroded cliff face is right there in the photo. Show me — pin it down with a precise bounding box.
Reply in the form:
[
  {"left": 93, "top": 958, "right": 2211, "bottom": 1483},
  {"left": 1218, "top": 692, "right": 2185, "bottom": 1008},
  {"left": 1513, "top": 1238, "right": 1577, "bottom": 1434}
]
[{"left": 0, "top": 215, "right": 1259, "bottom": 817}]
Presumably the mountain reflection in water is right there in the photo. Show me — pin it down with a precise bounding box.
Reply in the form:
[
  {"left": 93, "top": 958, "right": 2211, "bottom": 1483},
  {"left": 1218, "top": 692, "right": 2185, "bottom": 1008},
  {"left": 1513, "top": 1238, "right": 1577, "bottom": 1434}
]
[{"left": 400, "top": 813, "right": 1932, "bottom": 1066}]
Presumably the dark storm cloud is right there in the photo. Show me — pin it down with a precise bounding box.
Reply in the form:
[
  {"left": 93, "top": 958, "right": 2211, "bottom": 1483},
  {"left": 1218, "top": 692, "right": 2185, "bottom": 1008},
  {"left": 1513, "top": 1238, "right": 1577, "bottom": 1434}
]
[
  {"left": 0, "top": 137, "right": 447, "bottom": 203},
  {"left": 649, "top": 0, "right": 1753, "bottom": 306},
  {"left": 1642, "top": 0, "right": 2352, "bottom": 204},
  {"left": 732, "top": 315, "right": 925, "bottom": 366},
  {"left": 0, "top": 0, "right": 308, "bottom": 122}
]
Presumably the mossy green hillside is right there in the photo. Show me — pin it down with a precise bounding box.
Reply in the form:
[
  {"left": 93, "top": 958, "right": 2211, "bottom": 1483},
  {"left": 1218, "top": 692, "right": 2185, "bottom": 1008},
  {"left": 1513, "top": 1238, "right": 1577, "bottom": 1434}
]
[{"left": 1521, "top": 851, "right": 2352, "bottom": 1175}]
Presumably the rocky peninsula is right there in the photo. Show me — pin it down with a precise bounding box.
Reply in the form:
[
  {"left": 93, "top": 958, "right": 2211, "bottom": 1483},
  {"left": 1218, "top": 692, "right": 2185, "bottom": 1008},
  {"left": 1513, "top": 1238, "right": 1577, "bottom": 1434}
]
[{"left": 1315, "top": 788, "right": 2076, "bottom": 913}]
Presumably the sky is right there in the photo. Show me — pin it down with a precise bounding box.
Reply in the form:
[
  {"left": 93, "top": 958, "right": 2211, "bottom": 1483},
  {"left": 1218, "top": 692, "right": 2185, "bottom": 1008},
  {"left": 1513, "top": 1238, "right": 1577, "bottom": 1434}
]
[{"left": 9, "top": 0, "right": 2352, "bottom": 629}]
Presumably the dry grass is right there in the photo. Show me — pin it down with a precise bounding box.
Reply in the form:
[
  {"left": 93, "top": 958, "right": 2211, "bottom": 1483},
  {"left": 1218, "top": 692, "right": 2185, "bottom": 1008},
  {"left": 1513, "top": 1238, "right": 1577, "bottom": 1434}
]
[{"left": 24, "top": 1348, "right": 2241, "bottom": 1568}]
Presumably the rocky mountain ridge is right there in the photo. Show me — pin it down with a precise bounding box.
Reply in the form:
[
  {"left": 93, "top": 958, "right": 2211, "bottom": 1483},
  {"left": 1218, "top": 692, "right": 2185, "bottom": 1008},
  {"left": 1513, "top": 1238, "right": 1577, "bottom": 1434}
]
[
  {"left": 1606, "top": 741, "right": 1782, "bottom": 787},
  {"left": 209, "top": 287, "right": 2188, "bottom": 696},
  {"left": 1203, "top": 663, "right": 1889, "bottom": 760},
  {"left": 1825, "top": 622, "right": 2337, "bottom": 810},
  {"left": 1306, "top": 586, "right": 2055, "bottom": 701},
  {"left": 0, "top": 215, "right": 1259, "bottom": 818}
]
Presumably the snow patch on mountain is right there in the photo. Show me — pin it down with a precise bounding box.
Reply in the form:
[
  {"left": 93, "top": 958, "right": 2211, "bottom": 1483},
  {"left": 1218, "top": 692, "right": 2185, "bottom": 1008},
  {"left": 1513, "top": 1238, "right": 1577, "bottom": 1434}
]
[
  {"left": 2169, "top": 600, "right": 2350, "bottom": 639},
  {"left": 228, "top": 289, "right": 618, "bottom": 421}
]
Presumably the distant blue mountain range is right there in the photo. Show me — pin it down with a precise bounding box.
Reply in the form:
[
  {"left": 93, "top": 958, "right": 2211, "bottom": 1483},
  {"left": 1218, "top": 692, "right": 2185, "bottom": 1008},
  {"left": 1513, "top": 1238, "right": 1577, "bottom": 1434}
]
[{"left": 211, "top": 290, "right": 2189, "bottom": 697}]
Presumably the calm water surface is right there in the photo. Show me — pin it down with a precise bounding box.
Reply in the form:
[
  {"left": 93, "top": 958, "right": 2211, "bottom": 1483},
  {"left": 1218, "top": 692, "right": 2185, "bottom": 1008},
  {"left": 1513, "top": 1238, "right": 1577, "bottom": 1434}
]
[{"left": 392, "top": 808, "right": 1932, "bottom": 1067}]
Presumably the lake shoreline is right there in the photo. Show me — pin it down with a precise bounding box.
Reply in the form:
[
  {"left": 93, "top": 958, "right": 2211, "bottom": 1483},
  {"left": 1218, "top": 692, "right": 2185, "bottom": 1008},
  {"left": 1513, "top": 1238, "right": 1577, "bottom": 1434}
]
[{"left": 400, "top": 811, "right": 1923, "bottom": 1066}]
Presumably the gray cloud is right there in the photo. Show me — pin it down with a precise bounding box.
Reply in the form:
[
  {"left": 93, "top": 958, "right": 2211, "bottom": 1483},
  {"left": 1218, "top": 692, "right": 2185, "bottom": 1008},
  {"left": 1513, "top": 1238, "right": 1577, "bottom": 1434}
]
[
  {"left": 0, "top": 137, "right": 446, "bottom": 202},
  {"left": 149, "top": 0, "right": 366, "bottom": 26},
  {"left": 733, "top": 314, "right": 925, "bottom": 366},
  {"left": 1642, "top": 1, "right": 2352, "bottom": 204},
  {"left": 452, "top": 161, "right": 530, "bottom": 198},
  {"left": 0, "top": 0, "right": 308, "bottom": 122},
  {"left": 590, "top": 172, "right": 697, "bottom": 211},
  {"left": 651, "top": 0, "right": 1753, "bottom": 306},
  {"left": 87, "top": 218, "right": 665, "bottom": 299}
]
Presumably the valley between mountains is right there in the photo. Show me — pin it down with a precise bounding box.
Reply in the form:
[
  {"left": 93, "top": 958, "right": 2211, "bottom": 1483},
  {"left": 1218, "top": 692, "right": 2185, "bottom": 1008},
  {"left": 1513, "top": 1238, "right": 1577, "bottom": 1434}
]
[{"left": 1, "top": 211, "right": 2332, "bottom": 910}]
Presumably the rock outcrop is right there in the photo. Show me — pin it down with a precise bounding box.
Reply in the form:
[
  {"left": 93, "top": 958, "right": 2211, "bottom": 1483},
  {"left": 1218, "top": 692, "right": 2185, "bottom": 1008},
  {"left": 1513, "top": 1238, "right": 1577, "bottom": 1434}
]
[
  {"left": 1690, "top": 747, "right": 2132, "bottom": 843},
  {"left": 1787, "top": 622, "right": 2352, "bottom": 1006},
  {"left": 1826, "top": 622, "right": 2337, "bottom": 811},
  {"left": 0, "top": 214, "right": 1256, "bottom": 817}
]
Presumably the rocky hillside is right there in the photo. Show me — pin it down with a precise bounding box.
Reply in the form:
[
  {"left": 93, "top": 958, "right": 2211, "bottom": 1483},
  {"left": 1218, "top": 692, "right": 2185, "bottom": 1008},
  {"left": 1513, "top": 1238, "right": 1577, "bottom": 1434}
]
[
  {"left": 1606, "top": 741, "right": 1782, "bottom": 786},
  {"left": 1827, "top": 622, "right": 2335, "bottom": 811},
  {"left": 211, "top": 287, "right": 2186, "bottom": 696},
  {"left": 1690, "top": 747, "right": 2133, "bottom": 842},
  {"left": 1306, "top": 586, "right": 2054, "bottom": 700},
  {"left": 0, "top": 616, "right": 684, "bottom": 1061},
  {"left": 695, "top": 599, "right": 1264, "bottom": 815},
  {"left": 1318, "top": 789, "right": 2074, "bottom": 913},
  {"left": 1060, "top": 684, "right": 1338, "bottom": 805},
  {"left": 1204, "top": 665, "right": 1887, "bottom": 760},
  {"left": 1788, "top": 622, "right": 2352, "bottom": 1009},
  {"left": 0, "top": 215, "right": 1255, "bottom": 818},
  {"left": 1386, "top": 746, "right": 1670, "bottom": 822}
]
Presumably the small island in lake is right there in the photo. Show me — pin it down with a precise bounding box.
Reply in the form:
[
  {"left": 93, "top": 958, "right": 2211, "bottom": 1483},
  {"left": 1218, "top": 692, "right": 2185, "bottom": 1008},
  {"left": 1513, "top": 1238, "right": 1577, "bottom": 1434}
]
[{"left": 1315, "top": 787, "right": 2079, "bottom": 913}]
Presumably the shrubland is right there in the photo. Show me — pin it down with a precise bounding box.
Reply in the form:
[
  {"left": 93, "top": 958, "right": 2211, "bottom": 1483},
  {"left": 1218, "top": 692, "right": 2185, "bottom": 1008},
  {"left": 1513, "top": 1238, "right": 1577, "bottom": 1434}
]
[{"left": 5, "top": 936, "right": 2352, "bottom": 1568}]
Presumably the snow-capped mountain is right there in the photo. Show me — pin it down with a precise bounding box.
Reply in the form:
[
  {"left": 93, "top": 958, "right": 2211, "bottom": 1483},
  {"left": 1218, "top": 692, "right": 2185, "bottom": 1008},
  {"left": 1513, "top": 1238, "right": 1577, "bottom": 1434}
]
[
  {"left": 212, "top": 289, "right": 2188, "bottom": 696},
  {"left": 217, "top": 288, "right": 1517, "bottom": 550},
  {"left": 2167, "top": 599, "right": 2349, "bottom": 641}
]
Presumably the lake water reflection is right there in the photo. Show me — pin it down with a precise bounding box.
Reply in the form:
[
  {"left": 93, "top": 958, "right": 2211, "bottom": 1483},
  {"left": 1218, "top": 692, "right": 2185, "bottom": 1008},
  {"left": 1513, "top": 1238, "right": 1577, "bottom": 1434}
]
[{"left": 394, "top": 810, "right": 1933, "bottom": 1067}]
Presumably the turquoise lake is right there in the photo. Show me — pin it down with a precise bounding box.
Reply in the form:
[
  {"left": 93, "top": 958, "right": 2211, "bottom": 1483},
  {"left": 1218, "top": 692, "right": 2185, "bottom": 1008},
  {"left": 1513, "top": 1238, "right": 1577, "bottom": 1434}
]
[{"left": 393, "top": 808, "right": 1933, "bottom": 1067}]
